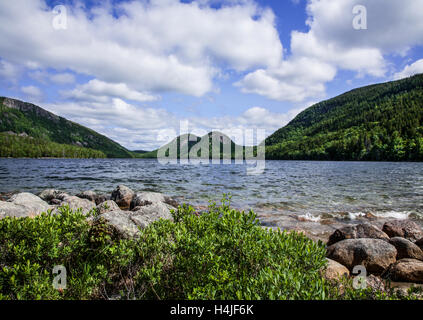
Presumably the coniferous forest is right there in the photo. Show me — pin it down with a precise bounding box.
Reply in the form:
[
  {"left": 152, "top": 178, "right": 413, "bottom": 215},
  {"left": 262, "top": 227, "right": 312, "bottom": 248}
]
[{"left": 265, "top": 74, "right": 423, "bottom": 161}]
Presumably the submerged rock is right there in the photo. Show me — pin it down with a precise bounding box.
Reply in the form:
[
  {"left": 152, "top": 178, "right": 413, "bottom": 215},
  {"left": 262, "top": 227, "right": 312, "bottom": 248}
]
[
  {"left": 384, "top": 259, "right": 423, "bottom": 283},
  {"left": 111, "top": 185, "right": 135, "bottom": 209},
  {"left": 327, "top": 223, "right": 390, "bottom": 246},
  {"left": 382, "top": 220, "right": 423, "bottom": 242},
  {"left": 0, "top": 192, "right": 52, "bottom": 219},
  {"left": 389, "top": 237, "right": 423, "bottom": 261},
  {"left": 327, "top": 238, "right": 397, "bottom": 275}
]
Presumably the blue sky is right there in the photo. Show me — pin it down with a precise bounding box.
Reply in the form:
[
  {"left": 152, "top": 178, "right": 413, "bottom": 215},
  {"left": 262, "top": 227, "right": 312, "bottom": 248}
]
[{"left": 1, "top": 0, "right": 423, "bottom": 150}]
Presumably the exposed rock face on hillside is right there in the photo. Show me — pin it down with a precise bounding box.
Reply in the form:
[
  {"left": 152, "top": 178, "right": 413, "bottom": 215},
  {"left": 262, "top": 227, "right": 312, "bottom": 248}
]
[{"left": 3, "top": 98, "right": 61, "bottom": 123}]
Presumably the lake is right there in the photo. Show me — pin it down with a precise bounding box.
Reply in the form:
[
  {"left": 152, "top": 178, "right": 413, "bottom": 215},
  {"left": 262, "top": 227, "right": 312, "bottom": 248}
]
[{"left": 1, "top": 159, "right": 422, "bottom": 238}]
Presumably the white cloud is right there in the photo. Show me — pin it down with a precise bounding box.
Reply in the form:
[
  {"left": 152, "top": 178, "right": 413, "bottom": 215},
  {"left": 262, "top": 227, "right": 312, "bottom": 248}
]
[
  {"left": 0, "top": 0, "right": 282, "bottom": 98},
  {"left": 0, "top": 59, "right": 21, "bottom": 83},
  {"left": 236, "top": 0, "right": 423, "bottom": 102},
  {"left": 235, "top": 57, "right": 337, "bottom": 102},
  {"left": 44, "top": 97, "right": 301, "bottom": 150},
  {"left": 50, "top": 73, "right": 75, "bottom": 85},
  {"left": 306, "top": 0, "right": 423, "bottom": 55},
  {"left": 21, "top": 85, "right": 43, "bottom": 99},
  {"left": 62, "top": 79, "right": 158, "bottom": 103},
  {"left": 394, "top": 59, "right": 423, "bottom": 80}
]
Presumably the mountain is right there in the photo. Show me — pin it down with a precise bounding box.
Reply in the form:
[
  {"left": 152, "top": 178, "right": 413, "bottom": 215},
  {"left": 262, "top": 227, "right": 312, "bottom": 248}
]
[
  {"left": 265, "top": 74, "right": 423, "bottom": 161},
  {"left": 0, "top": 97, "right": 133, "bottom": 158},
  {"left": 138, "top": 132, "right": 261, "bottom": 160}
]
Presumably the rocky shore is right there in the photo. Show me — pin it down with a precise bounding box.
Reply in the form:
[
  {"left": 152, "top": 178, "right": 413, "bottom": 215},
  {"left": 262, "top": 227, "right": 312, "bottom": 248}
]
[{"left": 1, "top": 185, "right": 423, "bottom": 296}]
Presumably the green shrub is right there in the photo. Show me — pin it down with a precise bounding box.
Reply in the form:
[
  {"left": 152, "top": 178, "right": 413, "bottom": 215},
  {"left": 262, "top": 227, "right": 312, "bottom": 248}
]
[
  {"left": 135, "top": 197, "right": 329, "bottom": 300},
  {"left": 0, "top": 196, "right": 418, "bottom": 300},
  {"left": 0, "top": 206, "right": 136, "bottom": 300}
]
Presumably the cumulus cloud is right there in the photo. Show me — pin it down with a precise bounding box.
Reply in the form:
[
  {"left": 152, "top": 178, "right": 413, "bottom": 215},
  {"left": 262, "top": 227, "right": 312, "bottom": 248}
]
[
  {"left": 394, "top": 59, "right": 423, "bottom": 80},
  {"left": 21, "top": 85, "right": 43, "bottom": 100},
  {"left": 50, "top": 73, "right": 75, "bottom": 85},
  {"left": 0, "top": 59, "right": 21, "bottom": 83},
  {"left": 236, "top": 0, "right": 423, "bottom": 102},
  {"left": 44, "top": 97, "right": 301, "bottom": 150},
  {"left": 62, "top": 79, "right": 158, "bottom": 103},
  {"left": 0, "top": 0, "right": 282, "bottom": 98},
  {"left": 235, "top": 57, "right": 337, "bottom": 102}
]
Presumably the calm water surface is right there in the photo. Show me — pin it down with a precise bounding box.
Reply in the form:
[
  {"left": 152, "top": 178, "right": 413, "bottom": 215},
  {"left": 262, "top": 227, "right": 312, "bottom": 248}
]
[{"left": 1, "top": 159, "right": 422, "bottom": 226}]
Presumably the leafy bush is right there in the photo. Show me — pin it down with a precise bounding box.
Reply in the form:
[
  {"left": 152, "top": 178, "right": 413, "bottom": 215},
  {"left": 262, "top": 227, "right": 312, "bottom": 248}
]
[
  {"left": 135, "top": 198, "right": 329, "bottom": 299},
  {"left": 0, "top": 196, "right": 418, "bottom": 300}
]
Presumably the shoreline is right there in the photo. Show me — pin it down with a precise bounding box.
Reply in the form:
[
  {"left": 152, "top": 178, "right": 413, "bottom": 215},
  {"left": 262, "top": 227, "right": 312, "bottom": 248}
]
[{"left": 1, "top": 187, "right": 420, "bottom": 244}]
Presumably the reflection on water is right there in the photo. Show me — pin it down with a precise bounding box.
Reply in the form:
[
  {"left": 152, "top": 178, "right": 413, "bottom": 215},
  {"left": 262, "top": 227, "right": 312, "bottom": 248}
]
[{"left": 0, "top": 159, "right": 422, "bottom": 225}]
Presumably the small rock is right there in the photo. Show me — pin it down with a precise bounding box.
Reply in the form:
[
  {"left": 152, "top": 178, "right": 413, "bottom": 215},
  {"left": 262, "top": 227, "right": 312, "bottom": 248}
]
[
  {"left": 327, "top": 223, "right": 390, "bottom": 246},
  {"left": 382, "top": 220, "right": 423, "bottom": 242},
  {"left": 76, "top": 190, "right": 97, "bottom": 203},
  {"left": 130, "top": 192, "right": 166, "bottom": 210},
  {"left": 96, "top": 210, "right": 140, "bottom": 239},
  {"left": 389, "top": 237, "right": 423, "bottom": 261},
  {"left": 322, "top": 258, "right": 349, "bottom": 281},
  {"left": 327, "top": 238, "right": 397, "bottom": 275},
  {"left": 111, "top": 185, "right": 135, "bottom": 210},
  {"left": 414, "top": 238, "right": 423, "bottom": 251},
  {"left": 95, "top": 194, "right": 109, "bottom": 205},
  {"left": 366, "top": 275, "right": 387, "bottom": 292},
  {"left": 130, "top": 202, "right": 174, "bottom": 229},
  {"left": 0, "top": 193, "right": 52, "bottom": 219},
  {"left": 57, "top": 195, "right": 96, "bottom": 214},
  {"left": 384, "top": 259, "right": 423, "bottom": 283},
  {"left": 38, "top": 189, "right": 64, "bottom": 202},
  {"left": 96, "top": 200, "right": 120, "bottom": 215}
]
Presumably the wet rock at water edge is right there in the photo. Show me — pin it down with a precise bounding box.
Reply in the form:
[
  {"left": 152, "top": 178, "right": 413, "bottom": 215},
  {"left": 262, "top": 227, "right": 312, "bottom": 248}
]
[
  {"left": 327, "top": 223, "right": 390, "bottom": 246},
  {"left": 382, "top": 220, "right": 423, "bottom": 242},
  {"left": 111, "top": 185, "right": 135, "bottom": 210},
  {"left": 77, "top": 190, "right": 109, "bottom": 205},
  {"left": 38, "top": 189, "right": 65, "bottom": 203},
  {"left": 327, "top": 238, "right": 397, "bottom": 275},
  {"left": 76, "top": 190, "right": 97, "bottom": 203}
]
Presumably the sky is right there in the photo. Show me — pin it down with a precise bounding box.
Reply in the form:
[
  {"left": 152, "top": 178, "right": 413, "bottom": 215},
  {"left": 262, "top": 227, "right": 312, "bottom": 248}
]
[{"left": 0, "top": 0, "right": 423, "bottom": 150}]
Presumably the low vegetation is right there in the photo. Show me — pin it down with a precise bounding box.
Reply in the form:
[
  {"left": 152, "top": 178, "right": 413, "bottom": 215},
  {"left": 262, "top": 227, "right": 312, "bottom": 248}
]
[{"left": 0, "top": 196, "right": 420, "bottom": 300}]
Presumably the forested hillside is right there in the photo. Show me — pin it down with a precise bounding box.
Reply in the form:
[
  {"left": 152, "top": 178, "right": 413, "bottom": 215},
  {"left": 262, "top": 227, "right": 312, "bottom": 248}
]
[
  {"left": 0, "top": 97, "right": 133, "bottom": 158},
  {"left": 265, "top": 74, "right": 423, "bottom": 161},
  {"left": 0, "top": 132, "right": 106, "bottom": 158}
]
